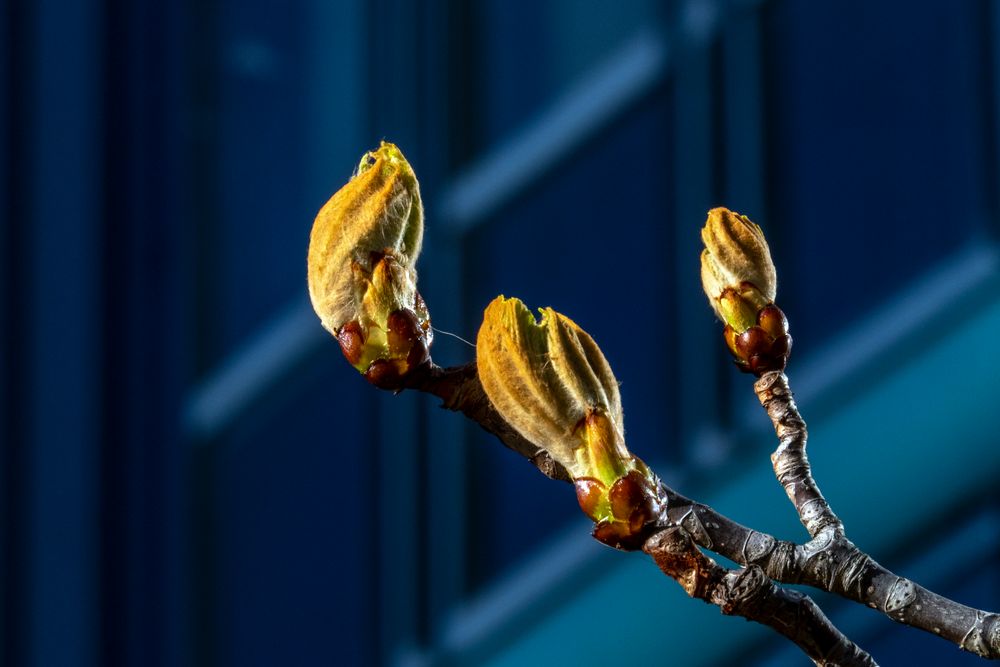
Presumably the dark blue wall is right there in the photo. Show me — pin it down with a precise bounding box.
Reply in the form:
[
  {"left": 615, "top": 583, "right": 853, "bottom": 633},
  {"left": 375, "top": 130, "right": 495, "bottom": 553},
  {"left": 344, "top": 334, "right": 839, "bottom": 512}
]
[{"left": 3, "top": 1, "right": 1000, "bottom": 666}]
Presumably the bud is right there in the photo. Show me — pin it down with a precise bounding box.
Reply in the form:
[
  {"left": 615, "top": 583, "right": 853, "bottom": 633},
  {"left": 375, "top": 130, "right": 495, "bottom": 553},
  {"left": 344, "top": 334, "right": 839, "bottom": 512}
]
[
  {"left": 307, "top": 142, "right": 432, "bottom": 386},
  {"left": 700, "top": 208, "right": 791, "bottom": 375},
  {"left": 700, "top": 207, "right": 776, "bottom": 313},
  {"left": 476, "top": 296, "right": 662, "bottom": 549}
]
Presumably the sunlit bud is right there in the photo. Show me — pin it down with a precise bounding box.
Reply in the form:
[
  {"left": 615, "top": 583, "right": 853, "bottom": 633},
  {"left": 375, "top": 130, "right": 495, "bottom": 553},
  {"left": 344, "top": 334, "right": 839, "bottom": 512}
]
[
  {"left": 307, "top": 142, "right": 432, "bottom": 386},
  {"left": 700, "top": 208, "right": 790, "bottom": 375},
  {"left": 700, "top": 207, "right": 776, "bottom": 321},
  {"left": 476, "top": 296, "right": 662, "bottom": 549}
]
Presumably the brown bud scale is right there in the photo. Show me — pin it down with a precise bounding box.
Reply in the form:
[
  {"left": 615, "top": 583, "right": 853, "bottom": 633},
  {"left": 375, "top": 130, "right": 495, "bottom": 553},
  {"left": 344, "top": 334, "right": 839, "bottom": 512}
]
[
  {"left": 591, "top": 519, "right": 651, "bottom": 551},
  {"left": 723, "top": 302, "right": 792, "bottom": 376},
  {"left": 387, "top": 309, "right": 422, "bottom": 353},
  {"left": 771, "top": 333, "right": 791, "bottom": 357},
  {"left": 757, "top": 304, "right": 788, "bottom": 339},
  {"left": 609, "top": 472, "right": 646, "bottom": 522},
  {"left": 337, "top": 321, "right": 365, "bottom": 366},
  {"left": 575, "top": 478, "right": 606, "bottom": 522},
  {"left": 735, "top": 327, "right": 769, "bottom": 359},
  {"left": 406, "top": 339, "right": 431, "bottom": 372},
  {"left": 588, "top": 469, "right": 659, "bottom": 551},
  {"left": 365, "top": 359, "right": 403, "bottom": 390},
  {"left": 628, "top": 506, "right": 651, "bottom": 534}
]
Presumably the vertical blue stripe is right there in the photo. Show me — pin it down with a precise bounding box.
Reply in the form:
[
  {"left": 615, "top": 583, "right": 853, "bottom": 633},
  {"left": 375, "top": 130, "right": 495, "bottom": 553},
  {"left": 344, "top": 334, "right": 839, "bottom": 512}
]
[{"left": 27, "top": 0, "right": 102, "bottom": 665}]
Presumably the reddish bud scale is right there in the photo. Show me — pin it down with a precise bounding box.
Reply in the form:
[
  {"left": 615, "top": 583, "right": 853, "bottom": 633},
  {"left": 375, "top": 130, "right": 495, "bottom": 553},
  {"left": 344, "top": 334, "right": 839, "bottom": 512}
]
[
  {"left": 389, "top": 308, "right": 432, "bottom": 372},
  {"left": 363, "top": 308, "right": 432, "bottom": 390},
  {"left": 757, "top": 304, "right": 788, "bottom": 339},
  {"left": 337, "top": 321, "right": 365, "bottom": 366},
  {"left": 588, "top": 469, "right": 659, "bottom": 551},
  {"left": 722, "top": 303, "right": 792, "bottom": 376},
  {"left": 387, "top": 309, "right": 422, "bottom": 355},
  {"left": 407, "top": 339, "right": 430, "bottom": 370},
  {"left": 592, "top": 519, "right": 648, "bottom": 551},
  {"left": 734, "top": 327, "right": 769, "bottom": 359},
  {"left": 365, "top": 359, "right": 402, "bottom": 389},
  {"left": 574, "top": 478, "right": 606, "bottom": 522},
  {"left": 608, "top": 471, "right": 646, "bottom": 521}
]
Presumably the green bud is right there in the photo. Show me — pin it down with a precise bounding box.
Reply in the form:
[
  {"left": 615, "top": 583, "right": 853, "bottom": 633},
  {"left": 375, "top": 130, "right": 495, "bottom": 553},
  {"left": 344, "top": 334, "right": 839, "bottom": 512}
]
[{"left": 717, "top": 285, "right": 765, "bottom": 334}]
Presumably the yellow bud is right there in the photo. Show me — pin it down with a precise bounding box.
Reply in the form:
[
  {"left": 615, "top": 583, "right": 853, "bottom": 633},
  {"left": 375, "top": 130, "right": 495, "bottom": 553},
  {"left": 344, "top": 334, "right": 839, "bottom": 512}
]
[
  {"left": 307, "top": 142, "right": 432, "bottom": 384},
  {"left": 477, "top": 296, "right": 662, "bottom": 549},
  {"left": 308, "top": 141, "right": 424, "bottom": 336},
  {"left": 476, "top": 296, "right": 623, "bottom": 477},
  {"left": 700, "top": 207, "right": 776, "bottom": 324},
  {"left": 700, "top": 208, "right": 792, "bottom": 374}
]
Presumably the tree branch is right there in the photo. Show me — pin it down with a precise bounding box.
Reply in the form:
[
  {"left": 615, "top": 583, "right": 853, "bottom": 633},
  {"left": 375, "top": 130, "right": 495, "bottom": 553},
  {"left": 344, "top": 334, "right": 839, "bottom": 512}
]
[
  {"left": 754, "top": 370, "right": 843, "bottom": 538},
  {"left": 643, "top": 526, "right": 876, "bottom": 666},
  {"left": 663, "top": 487, "right": 1000, "bottom": 658},
  {"left": 314, "top": 147, "right": 997, "bottom": 663},
  {"left": 402, "top": 361, "right": 1000, "bottom": 661},
  {"left": 749, "top": 369, "right": 1000, "bottom": 659},
  {"left": 414, "top": 362, "right": 571, "bottom": 481},
  {"left": 396, "top": 361, "right": 865, "bottom": 662}
]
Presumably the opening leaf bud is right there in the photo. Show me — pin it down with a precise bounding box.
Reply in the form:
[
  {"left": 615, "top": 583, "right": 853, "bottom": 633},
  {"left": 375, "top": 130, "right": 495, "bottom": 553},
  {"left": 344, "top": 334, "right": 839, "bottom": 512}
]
[
  {"left": 307, "top": 142, "right": 432, "bottom": 385},
  {"left": 476, "top": 296, "right": 662, "bottom": 549}
]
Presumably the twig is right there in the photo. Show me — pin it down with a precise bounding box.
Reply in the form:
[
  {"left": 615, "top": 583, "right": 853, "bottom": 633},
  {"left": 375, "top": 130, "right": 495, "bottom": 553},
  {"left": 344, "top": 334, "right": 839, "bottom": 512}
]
[
  {"left": 404, "top": 361, "right": 1000, "bottom": 660},
  {"left": 416, "top": 362, "right": 570, "bottom": 481},
  {"left": 643, "top": 527, "right": 877, "bottom": 666},
  {"left": 754, "top": 370, "right": 842, "bottom": 538},
  {"left": 747, "top": 369, "right": 1000, "bottom": 659},
  {"left": 664, "top": 488, "right": 1000, "bottom": 658},
  {"left": 403, "top": 361, "right": 868, "bottom": 663},
  {"left": 315, "top": 151, "right": 998, "bottom": 663}
]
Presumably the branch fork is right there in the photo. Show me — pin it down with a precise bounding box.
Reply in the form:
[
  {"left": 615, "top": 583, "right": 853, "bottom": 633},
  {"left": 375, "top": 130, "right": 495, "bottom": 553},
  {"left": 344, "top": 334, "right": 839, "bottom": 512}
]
[{"left": 308, "top": 147, "right": 1000, "bottom": 665}]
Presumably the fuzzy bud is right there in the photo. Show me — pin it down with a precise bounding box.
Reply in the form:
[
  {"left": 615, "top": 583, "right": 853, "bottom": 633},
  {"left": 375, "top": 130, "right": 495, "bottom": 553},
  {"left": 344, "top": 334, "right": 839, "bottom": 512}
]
[
  {"left": 307, "top": 142, "right": 432, "bottom": 385},
  {"left": 700, "top": 207, "right": 776, "bottom": 320},
  {"left": 476, "top": 296, "right": 661, "bottom": 549},
  {"left": 700, "top": 207, "right": 790, "bottom": 375}
]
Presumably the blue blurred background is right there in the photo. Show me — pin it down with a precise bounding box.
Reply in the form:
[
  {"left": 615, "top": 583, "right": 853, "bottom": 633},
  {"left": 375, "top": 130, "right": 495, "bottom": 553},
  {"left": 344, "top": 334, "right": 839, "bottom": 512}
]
[{"left": 4, "top": 0, "right": 1000, "bottom": 665}]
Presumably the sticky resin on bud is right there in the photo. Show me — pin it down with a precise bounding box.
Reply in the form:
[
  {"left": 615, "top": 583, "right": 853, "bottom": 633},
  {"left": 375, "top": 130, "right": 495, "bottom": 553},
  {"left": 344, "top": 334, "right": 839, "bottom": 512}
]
[
  {"left": 307, "top": 142, "right": 433, "bottom": 388},
  {"left": 700, "top": 208, "right": 791, "bottom": 375},
  {"left": 716, "top": 286, "right": 792, "bottom": 375},
  {"left": 476, "top": 296, "right": 663, "bottom": 550},
  {"left": 572, "top": 408, "right": 661, "bottom": 551}
]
